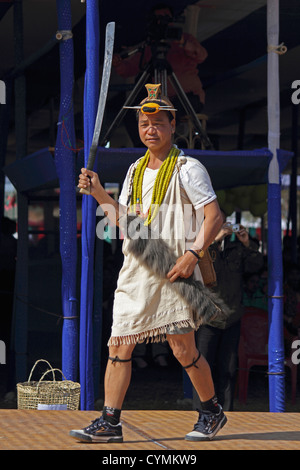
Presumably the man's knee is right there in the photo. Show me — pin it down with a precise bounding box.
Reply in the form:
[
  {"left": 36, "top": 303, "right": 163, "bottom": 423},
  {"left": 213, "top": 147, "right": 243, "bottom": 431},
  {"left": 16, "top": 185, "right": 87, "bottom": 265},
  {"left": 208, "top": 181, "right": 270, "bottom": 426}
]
[{"left": 168, "top": 337, "right": 199, "bottom": 366}]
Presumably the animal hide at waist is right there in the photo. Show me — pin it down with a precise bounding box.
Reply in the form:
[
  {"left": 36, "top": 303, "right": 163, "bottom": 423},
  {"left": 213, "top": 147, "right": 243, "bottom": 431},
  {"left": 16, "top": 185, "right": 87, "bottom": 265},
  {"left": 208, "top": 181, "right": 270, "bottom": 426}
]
[{"left": 120, "top": 215, "right": 231, "bottom": 328}]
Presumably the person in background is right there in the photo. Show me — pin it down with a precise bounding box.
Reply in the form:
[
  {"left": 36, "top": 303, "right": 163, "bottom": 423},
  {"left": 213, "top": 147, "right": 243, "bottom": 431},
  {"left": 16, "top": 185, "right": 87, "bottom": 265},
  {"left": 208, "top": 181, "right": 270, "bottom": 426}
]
[
  {"left": 243, "top": 270, "right": 268, "bottom": 311},
  {"left": 193, "top": 213, "right": 264, "bottom": 411}
]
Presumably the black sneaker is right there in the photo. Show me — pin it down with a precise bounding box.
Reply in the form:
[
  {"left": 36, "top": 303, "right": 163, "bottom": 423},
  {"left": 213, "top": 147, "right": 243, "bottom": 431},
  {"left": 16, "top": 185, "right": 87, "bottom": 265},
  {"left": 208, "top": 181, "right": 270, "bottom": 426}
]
[
  {"left": 69, "top": 416, "right": 123, "bottom": 443},
  {"left": 185, "top": 405, "right": 227, "bottom": 441}
]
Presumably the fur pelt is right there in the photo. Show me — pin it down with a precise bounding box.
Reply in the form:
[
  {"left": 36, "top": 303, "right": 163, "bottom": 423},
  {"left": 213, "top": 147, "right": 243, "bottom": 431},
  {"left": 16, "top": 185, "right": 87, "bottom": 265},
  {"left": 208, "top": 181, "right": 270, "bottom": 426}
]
[{"left": 120, "top": 215, "right": 231, "bottom": 328}]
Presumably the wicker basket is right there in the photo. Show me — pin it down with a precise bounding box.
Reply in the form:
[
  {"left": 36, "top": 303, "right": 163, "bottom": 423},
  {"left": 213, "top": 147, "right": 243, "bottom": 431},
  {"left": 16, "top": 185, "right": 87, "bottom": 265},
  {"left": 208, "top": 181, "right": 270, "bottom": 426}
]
[{"left": 17, "top": 359, "right": 80, "bottom": 410}]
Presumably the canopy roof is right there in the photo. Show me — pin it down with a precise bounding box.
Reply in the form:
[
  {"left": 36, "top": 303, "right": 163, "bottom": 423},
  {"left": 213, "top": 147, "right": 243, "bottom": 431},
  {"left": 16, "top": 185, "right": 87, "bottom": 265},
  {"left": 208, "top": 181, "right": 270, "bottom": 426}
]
[{"left": 4, "top": 146, "right": 293, "bottom": 193}]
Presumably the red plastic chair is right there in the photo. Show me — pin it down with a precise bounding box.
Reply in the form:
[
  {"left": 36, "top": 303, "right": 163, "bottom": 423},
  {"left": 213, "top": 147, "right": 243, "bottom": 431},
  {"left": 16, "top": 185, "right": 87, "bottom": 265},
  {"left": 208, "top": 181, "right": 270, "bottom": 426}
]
[{"left": 238, "top": 307, "right": 297, "bottom": 404}]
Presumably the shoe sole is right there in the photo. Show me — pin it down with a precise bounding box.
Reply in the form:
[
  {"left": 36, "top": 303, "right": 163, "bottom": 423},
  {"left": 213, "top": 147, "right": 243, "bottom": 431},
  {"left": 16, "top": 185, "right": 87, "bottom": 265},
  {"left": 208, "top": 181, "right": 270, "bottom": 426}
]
[
  {"left": 69, "top": 430, "right": 123, "bottom": 443},
  {"left": 185, "top": 414, "right": 227, "bottom": 442}
]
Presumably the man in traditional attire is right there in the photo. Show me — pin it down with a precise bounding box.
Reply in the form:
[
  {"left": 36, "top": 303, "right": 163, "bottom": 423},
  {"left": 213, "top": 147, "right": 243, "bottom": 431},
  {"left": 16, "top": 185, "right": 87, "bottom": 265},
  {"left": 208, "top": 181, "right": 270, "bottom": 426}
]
[{"left": 70, "top": 84, "right": 228, "bottom": 443}]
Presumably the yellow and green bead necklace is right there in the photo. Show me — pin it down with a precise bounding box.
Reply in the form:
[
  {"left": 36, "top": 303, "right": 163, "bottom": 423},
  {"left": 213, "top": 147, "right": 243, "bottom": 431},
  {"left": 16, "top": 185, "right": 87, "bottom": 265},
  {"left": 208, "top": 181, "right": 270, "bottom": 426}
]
[{"left": 131, "top": 146, "right": 180, "bottom": 226}]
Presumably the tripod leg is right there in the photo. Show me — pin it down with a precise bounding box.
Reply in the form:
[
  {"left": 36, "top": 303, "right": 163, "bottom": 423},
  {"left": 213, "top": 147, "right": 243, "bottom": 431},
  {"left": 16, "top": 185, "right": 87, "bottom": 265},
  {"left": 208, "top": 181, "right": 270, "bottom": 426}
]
[
  {"left": 100, "top": 68, "right": 151, "bottom": 146},
  {"left": 155, "top": 68, "right": 168, "bottom": 96},
  {"left": 169, "top": 72, "right": 213, "bottom": 150}
]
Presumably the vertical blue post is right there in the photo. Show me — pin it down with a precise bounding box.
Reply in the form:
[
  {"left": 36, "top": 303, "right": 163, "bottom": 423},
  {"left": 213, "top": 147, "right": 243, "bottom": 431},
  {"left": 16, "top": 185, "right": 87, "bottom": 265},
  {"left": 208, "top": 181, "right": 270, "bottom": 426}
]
[
  {"left": 267, "top": 170, "right": 285, "bottom": 412},
  {"left": 55, "top": 0, "right": 78, "bottom": 381},
  {"left": 267, "top": 0, "right": 285, "bottom": 411},
  {"left": 79, "top": 0, "right": 100, "bottom": 410}
]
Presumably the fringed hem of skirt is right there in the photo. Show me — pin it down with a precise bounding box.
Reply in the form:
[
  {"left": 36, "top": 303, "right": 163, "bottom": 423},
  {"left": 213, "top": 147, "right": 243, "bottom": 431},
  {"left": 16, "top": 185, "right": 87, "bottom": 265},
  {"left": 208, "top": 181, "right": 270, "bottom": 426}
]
[{"left": 107, "top": 319, "right": 197, "bottom": 346}]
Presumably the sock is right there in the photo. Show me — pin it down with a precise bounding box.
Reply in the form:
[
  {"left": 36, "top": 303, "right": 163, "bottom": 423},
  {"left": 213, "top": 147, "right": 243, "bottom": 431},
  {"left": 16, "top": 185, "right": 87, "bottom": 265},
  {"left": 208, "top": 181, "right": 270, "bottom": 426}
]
[
  {"left": 201, "top": 395, "right": 219, "bottom": 413},
  {"left": 103, "top": 406, "right": 121, "bottom": 425}
]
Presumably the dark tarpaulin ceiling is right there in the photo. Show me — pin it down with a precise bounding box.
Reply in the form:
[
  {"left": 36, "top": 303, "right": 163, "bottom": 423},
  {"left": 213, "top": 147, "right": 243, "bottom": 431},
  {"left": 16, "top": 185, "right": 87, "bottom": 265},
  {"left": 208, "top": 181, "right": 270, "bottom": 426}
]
[
  {"left": 1, "top": 0, "right": 300, "bottom": 175},
  {"left": 201, "top": 1, "right": 300, "bottom": 82},
  {"left": 0, "top": 1, "right": 12, "bottom": 22},
  {"left": 2, "top": 0, "right": 199, "bottom": 114},
  {"left": 98, "top": 0, "right": 200, "bottom": 49}
]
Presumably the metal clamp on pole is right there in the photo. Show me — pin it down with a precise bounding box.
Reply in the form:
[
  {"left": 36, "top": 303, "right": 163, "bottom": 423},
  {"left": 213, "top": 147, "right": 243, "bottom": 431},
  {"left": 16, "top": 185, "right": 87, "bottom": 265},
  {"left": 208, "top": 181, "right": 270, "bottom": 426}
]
[{"left": 56, "top": 30, "right": 73, "bottom": 41}]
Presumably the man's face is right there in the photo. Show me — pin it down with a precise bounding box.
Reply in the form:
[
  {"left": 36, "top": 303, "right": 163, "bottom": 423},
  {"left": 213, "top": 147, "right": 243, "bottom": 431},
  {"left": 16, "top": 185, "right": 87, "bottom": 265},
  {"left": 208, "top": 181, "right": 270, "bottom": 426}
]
[{"left": 138, "top": 111, "right": 175, "bottom": 153}]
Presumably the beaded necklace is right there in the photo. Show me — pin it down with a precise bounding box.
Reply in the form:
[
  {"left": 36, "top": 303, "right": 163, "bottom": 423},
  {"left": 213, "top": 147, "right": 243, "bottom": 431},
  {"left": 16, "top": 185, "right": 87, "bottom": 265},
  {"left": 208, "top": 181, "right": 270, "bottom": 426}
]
[{"left": 130, "top": 146, "right": 180, "bottom": 226}]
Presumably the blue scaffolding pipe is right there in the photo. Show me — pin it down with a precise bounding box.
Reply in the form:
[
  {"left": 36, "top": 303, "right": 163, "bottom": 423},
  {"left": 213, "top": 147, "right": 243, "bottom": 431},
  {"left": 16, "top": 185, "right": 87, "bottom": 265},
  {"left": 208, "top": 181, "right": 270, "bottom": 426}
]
[
  {"left": 267, "top": 0, "right": 285, "bottom": 412},
  {"left": 55, "top": 0, "right": 78, "bottom": 381},
  {"left": 79, "top": 0, "right": 100, "bottom": 410},
  {"left": 267, "top": 176, "right": 285, "bottom": 412}
]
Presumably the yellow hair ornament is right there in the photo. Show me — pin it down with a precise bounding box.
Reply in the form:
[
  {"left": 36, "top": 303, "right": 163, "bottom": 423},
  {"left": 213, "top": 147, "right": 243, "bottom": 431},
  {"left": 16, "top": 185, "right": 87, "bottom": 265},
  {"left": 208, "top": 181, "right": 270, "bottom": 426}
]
[{"left": 123, "top": 83, "right": 176, "bottom": 118}]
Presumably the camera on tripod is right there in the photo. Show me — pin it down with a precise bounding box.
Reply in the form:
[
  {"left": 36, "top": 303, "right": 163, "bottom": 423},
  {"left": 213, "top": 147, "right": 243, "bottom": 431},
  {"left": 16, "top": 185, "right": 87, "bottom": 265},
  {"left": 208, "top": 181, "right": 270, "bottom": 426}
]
[
  {"left": 100, "top": 9, "right": 213, "bottom": 150},
  {"left": 147, "top": 14, "right": 185, "bottom": 42}
]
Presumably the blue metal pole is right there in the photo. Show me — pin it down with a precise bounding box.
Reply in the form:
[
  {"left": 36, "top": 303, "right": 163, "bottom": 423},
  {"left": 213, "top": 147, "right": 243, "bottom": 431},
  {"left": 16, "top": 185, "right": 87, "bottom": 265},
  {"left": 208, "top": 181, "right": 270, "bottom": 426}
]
[
  {"left": 267, "top": 0, "right": 285, "bottom": 411},
  {"left": 267, "top": 175, "right": 285, "bottom": 412},
  {"left": 55, "top": 0, "right": 78, "bottom": 381},
  {"left": 79, "top": 0, "right": 100, "bottom": 410}
]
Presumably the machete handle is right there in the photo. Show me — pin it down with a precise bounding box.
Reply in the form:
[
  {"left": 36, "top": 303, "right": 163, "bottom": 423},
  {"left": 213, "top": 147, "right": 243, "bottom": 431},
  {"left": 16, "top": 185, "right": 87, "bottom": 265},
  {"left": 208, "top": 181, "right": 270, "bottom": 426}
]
[
  {"left": 79, "top": 143, "right": 96, "bottom": 195},
  {"left": 79, "top": 186, "right": 91, "bottom": 195},
  {"left": 79, "top": 174, "right": 92, "bottom": 195}
]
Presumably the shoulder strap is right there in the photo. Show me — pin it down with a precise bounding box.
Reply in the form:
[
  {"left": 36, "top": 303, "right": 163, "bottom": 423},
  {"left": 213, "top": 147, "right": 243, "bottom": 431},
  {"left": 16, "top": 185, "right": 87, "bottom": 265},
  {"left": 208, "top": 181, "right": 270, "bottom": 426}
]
[{"left": 125, "top": 157, "right": 143, "bottom": 206}]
